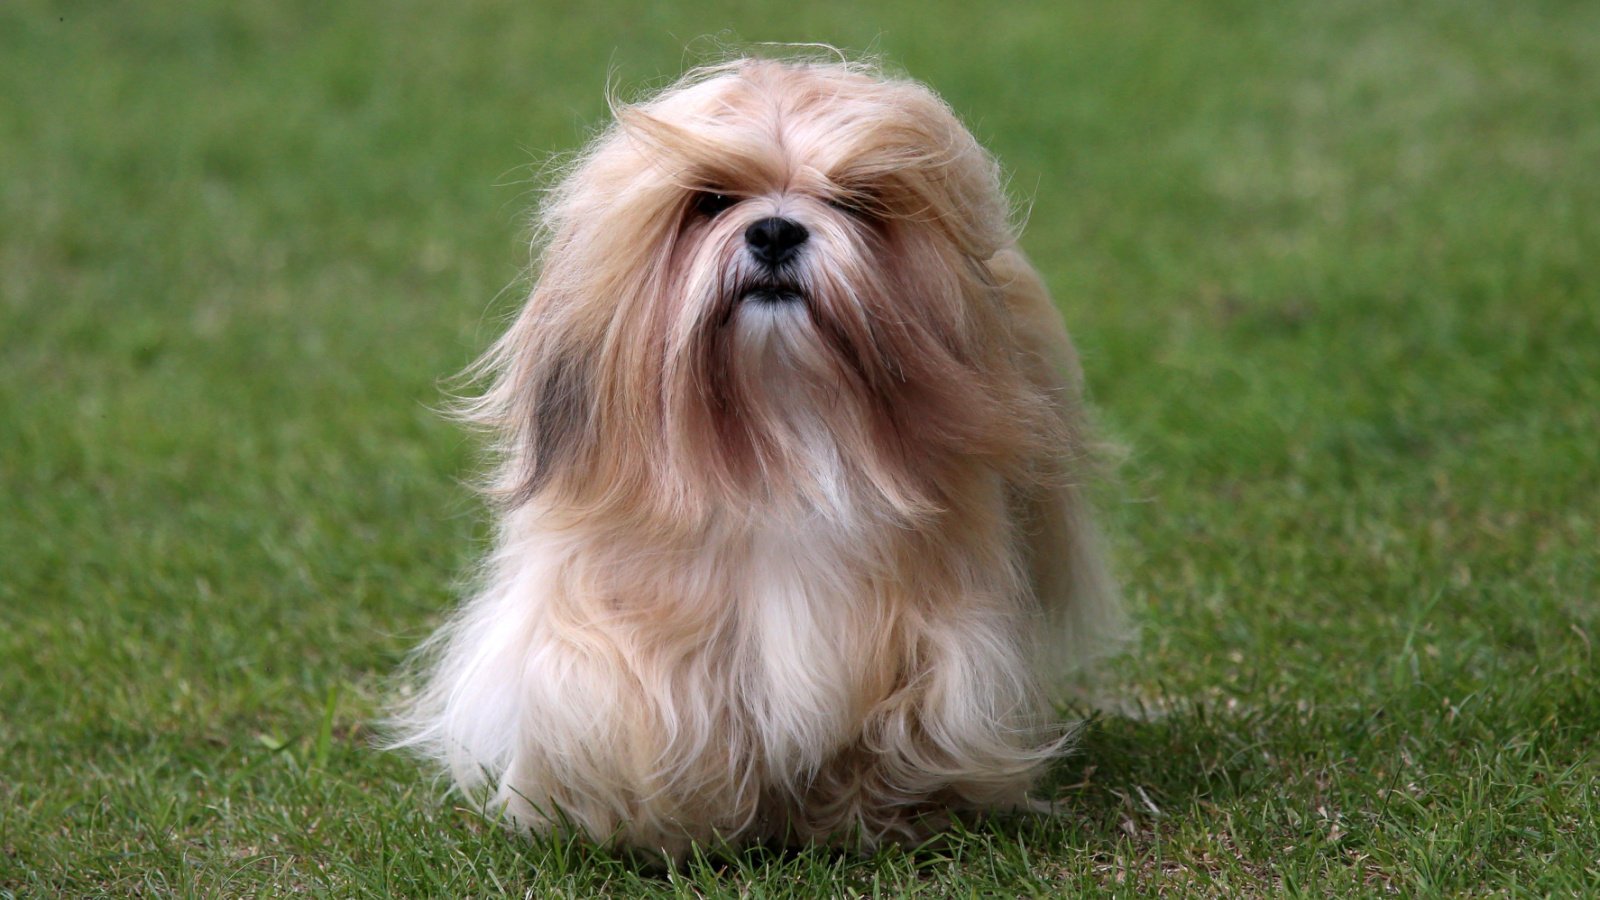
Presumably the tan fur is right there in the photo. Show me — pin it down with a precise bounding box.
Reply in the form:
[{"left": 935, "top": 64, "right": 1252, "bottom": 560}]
[{"left": 390, "top": 57, "right": 1125, "bottom": 857}]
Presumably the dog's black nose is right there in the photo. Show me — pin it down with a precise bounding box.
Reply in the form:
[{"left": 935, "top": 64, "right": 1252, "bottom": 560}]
[{"left": 744, "top": 217, "right": 809, "bottom": 267}]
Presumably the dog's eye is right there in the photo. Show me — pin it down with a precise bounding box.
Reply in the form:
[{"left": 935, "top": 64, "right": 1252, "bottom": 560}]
[
  {"left": 694, "top": 192, "right": 737, "bottom": 218},
  {"left": 826, "top": 193, "right": 877, "bottom": 221}
]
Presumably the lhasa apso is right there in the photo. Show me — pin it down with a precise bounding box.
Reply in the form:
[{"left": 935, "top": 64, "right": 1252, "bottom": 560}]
[{"left": 393, "top": 57, "right": 1124, "bottom": 856}]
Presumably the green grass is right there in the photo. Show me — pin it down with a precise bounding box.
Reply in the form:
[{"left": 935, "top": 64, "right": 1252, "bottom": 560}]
[{"left": 4, "top": 0, "right": 1597, "bottom": 895}]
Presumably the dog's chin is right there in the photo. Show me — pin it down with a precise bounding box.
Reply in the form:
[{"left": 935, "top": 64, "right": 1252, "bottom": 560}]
[{"left": 724, "top": 283, "right": 836, "bottom": 388}]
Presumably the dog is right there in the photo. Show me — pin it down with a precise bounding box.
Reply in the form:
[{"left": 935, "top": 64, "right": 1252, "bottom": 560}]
[{"left": 392, "top": 56, "right": 1124, "bottom": 857}]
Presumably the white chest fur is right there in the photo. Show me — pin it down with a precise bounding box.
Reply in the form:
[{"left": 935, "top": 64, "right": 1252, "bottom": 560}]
[{"left": 737, "top": 512, "right": 873, "bottom": 777}]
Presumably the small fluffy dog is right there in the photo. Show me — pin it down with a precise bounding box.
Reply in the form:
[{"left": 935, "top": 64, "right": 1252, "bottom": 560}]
[{"left": 394, "top": 57, "right": 1123, "bottom": 856}]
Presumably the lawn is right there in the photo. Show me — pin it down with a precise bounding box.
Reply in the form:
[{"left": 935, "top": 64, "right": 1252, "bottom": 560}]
[{"left": 3, "top": 0, "right": 1597, "bottom": 895}]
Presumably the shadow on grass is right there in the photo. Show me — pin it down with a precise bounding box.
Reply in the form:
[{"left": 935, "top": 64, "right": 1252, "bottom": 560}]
[
  {"left": 430, "top": 702, "right": 1277, "bottom": 891},
  {"left": 1046, "top": 704, "right": 1258, "bottom": 841}
]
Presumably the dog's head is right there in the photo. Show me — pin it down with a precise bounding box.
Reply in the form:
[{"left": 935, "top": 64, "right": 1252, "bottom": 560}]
[{"left": 470, "top": 59, "right": 1061, "bottom": 526}]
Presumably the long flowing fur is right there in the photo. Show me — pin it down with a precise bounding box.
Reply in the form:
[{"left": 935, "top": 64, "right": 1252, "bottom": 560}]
[{"left": 390, "top": 57, "right": 1125, "bottom": 857}]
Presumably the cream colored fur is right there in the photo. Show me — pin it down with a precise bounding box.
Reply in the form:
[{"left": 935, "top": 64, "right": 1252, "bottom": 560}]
[{"left": 390, "top": 57, "right": 1124, "bottom": 857}]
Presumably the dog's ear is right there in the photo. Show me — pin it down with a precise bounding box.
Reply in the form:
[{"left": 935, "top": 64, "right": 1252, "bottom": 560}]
[
  {"left": 510, "top": 351, "right": 593, "bottom": 504},
  {"left": 459, "top": 285, "right": 598, "bottom": 507}
]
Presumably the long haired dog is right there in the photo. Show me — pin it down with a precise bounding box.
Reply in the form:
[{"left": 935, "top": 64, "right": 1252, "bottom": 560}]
[{"left": 393, "top": 57, "right": 1124, "bottom": 856}]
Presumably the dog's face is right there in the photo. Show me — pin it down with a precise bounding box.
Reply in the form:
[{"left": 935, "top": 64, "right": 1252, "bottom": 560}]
[{"left": 477, "top": 61, "right": 1060, "bottom": 526}]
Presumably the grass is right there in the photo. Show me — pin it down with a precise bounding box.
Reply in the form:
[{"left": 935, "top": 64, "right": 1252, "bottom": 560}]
[{"left": 3, "top": 0, "right": 1597, "bottom": 895}]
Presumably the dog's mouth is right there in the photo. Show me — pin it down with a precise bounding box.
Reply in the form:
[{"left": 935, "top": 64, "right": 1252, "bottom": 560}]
[
  {"left": 737, "top": 275, "right": 806, "bottom": 307},
  {"left": 718, "top": 275, "right": 809, "bottom": 329},
  {"left": 742, "top": 286, "right": 804, "bottom": 305}
]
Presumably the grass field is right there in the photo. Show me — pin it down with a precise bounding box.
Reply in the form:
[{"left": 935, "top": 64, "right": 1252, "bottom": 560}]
[{"left": 4, "top": 0, "right": 1598, "bottom": 895}]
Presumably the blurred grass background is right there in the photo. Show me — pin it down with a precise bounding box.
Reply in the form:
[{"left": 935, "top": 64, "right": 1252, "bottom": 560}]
[{"left": 3, "top": 0, "right": 1597, "bottom": 895}]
